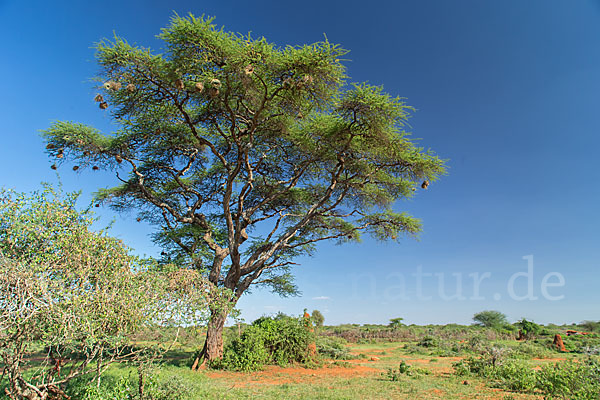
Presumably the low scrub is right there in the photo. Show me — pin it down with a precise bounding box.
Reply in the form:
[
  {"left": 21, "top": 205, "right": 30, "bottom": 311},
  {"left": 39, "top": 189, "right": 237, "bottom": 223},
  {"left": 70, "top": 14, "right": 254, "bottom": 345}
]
[
  {"left": 454, "top": 354, "right": 600, "bottom": 398},
  {"left": 316, "top": 336, "right": 354, "bottom": 360},
  {"left": 536, "top": 359, "right": 600, "bottom": 400},
  {"left": 384, "top": 360, "right": 430, "bottom": 381}
]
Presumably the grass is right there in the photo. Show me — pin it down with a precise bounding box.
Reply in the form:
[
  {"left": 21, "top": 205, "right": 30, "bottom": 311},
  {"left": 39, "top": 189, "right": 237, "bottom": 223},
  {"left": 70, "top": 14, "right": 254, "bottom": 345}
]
[{"left": 3, "top": 324, "right": 599, "bottom": 399}]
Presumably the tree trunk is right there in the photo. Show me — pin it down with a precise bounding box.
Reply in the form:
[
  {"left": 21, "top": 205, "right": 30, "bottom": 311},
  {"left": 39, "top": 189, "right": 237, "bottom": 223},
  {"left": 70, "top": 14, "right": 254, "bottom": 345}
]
[{"left": 191, "top": 310, "right": 228, "bottom": 370}]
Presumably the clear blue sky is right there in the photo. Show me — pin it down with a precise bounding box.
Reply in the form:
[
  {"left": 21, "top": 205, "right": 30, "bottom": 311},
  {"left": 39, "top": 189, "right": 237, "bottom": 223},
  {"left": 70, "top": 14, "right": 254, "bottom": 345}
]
[{"left": 1, "top": 0, "right": 599, "bottom": 325}]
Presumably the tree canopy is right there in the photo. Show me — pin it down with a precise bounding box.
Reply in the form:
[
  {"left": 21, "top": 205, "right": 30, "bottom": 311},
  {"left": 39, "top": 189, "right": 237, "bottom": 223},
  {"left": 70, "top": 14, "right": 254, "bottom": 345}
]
[
  {"left": 472, "top": 310, "right": 508, "bottom": 329},
  {"left": 42, "top": 14, "right": 446, "bottom": 361}
]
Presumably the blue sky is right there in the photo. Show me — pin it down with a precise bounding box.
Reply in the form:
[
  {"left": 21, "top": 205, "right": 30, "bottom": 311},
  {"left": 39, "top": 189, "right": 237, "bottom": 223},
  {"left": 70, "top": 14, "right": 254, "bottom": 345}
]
[{"left": 1, "top": 0, "right": 599, "bottom": 325}]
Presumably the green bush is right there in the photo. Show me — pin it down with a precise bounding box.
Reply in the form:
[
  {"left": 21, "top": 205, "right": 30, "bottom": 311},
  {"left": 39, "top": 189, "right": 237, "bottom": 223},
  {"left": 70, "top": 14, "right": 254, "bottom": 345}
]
[
  {"left": 515, "top": 319, "right": 542, "bottom": 339},
  {"left": 417, "top": 336, "right": 438, "bottom": 348},
  {"left": 219, "top": 314, "right": 314, "bottom": 371},
  {"left": 536, "top": 359, "right": 600, "bottom": 399},
  {"left": 316, "top": 336, "right": 353, "bottom": 360},
  {"left": 491, "top": 360, "right": 537, "bottom": 392}
]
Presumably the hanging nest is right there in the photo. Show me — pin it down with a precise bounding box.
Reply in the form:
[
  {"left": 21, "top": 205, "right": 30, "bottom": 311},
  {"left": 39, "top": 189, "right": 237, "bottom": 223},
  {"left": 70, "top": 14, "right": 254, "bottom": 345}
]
[
  {"left": 209, "top": 87, "right": 219, "bottom": 98},
  {"left": 83, "top": 150, "right": 90, "bottom": 157},
  {"left": 46, "top": 143, "right": 55, "bottom": 150},
  {"left": 194, "top": 82, "right": 204, "bottom": 92},
  {"left": 126, "top": 83, "right": 136, "bottom": 92},
  {"left": 411, "top": 187, "right": 416, "bottom": 192},
  {"left": 421, "top": 180, "right": 429, "bottom": 189},
  {"left": 92, "top": 166, "right": 99, "bottom": 171},
  {"left": 72, "top": 166, "right": 79, "bottom": 171},
  {"left": 99, "top": 102, "right": 108, "bottom": 110},
  {"left": 94, "top": 94, "right": 104, "bottom": 102},
  {"left": 51, "top": 164, "right": 57, "bottom": 170},
  {"left": 104, "top": 81, "right": 121, "bottom": 91},
  {"left": 210, "top": 78, "right": 221, "bottom": 89},
  {"left": 115, "top": 154, "right": 123, "bottom": 164},
  {"left": 175, "top": 79, "right": 185, "bottom": 90},
  {"left": 244, "top": 64, "right": 254, "bottom": 76},
  {"left": 302, "top": 75, "right": 314, "bottom": 84},
  {"left": 136, "top": 217, "right": 141, "bottom": 222}
]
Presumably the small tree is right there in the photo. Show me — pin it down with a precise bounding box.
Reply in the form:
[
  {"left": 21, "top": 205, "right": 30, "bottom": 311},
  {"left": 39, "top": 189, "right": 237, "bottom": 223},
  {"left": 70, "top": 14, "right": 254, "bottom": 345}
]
[
  {"left": 388, "top": 317, "right": 404, "bottom": 328},
  {"left": 472, "top": 310, "right": 508, "bottom": 329},
  {"left": 515, "top": 318, "right": 542, "bottom": 340},
  {"left": 0, "top": 186, "right": 222, "bottom": 399},
  {"left": 42, "top": 14, "right": 446, "bottom": 363},
  {"left": 311, "top": 310, "right": 325, "bottom": 328}
]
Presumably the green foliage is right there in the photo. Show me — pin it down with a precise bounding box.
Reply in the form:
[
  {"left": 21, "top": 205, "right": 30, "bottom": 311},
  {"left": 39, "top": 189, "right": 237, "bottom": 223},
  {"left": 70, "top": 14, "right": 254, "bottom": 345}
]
[
  {"left": 316, "top": 336, "right": 353, "bottom": 360},
  {"left": 67, "top": 369, "right": 195, "bottom": 400},
  {"left": 453, "top": 357, "right": 535, "bottom": 391},
  {"left": 41, "top": 13, "right": 446, "bottom": 361},
  {"left": 417, "top": 336, "right": 439, "bottom": 348},
  {"left": 81, "top": 377, "right": 133, "bottom": 400},
  {"left": 472, "top": 310, "right": 508, "bottom": 329},
  {"left": 0, "top": 185, "right": 221, "bottom": 398},
  {"left": 385, "top": 360, "right": 430, "bottom": 381},
  {"left": 536, "top": 359, "right": 600, "bottom": 399},
  {"left": 490, "top": 360, "right": 537, "bottom": 392},
  {"left": 311, "top": 310, "right": 325, "bottom": 328},
  {"left": 218, "top": 314, "right": 314, "bottom": 371},
  {"left": 515, "top": 319, "right": 542, "bottom": 339},
  {"left": 453, "top": 341, "right": 600, "bottom": 398},
  {"left": 388, "top": 317, "right": 404, "bottom": 328},
  {"left": 579, "top": 321, "right": 600, "bottom": 333}
]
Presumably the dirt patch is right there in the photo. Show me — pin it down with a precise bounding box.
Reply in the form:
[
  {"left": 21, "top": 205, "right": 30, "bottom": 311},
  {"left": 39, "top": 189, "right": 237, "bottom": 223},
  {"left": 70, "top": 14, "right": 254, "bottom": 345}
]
[{"left": 205, "top": 362, "right": 378, "bottom": 387}]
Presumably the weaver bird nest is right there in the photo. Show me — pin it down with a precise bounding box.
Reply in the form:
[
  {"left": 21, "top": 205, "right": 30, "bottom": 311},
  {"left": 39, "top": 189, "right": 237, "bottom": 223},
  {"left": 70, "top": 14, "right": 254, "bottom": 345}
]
[
  {"left": 104, "top": 81, "right": 121, "bottom": 91},
  {"left": 210, "top": 78, "right": 221, "bottom": 89}
]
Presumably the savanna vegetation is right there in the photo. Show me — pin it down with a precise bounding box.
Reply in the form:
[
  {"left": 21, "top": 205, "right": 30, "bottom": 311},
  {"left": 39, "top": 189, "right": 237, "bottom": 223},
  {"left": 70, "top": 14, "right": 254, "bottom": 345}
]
[{"left": 2, "top": 13, "right": 597, "bottom": 400}]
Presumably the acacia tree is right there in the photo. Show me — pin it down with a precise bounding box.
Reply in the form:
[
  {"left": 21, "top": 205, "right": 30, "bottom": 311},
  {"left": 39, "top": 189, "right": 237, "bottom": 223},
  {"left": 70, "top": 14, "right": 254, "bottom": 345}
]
[
  {"left": 42, "top": 14, "right": 446, "bottom": 364},
  {"left": 472, "top": 310, "right": 508, "bottom": 329}
]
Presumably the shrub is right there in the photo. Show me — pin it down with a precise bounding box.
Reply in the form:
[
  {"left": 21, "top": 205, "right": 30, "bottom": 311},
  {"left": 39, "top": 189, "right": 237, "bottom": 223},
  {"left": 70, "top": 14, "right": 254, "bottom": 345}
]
[
  {"left": 516, "top": 319, "right": 542, "bottom": 339},
  {"left": 580, "top": 321, "right": 600, "bottom": 333},
  {"left": 536, "top": 359, "right": 600, "bottom": 399},
  {"left": 316, "top": 336, "right": 353, "bottom": 360},
  {"left": 385, "top": 360, "right": 430, "bottom": 381},
  {"left": 418, "top": 336, "right": 439, "bottom": 348},
  {"left": 219, "top": 314, "right": 314, "bottom": 371},
  {"left": 491, "top": 360, "right": 537, "bottom": 392},
  {"left": 0, "top": 186, "right": 223, "bottom": 398}
]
